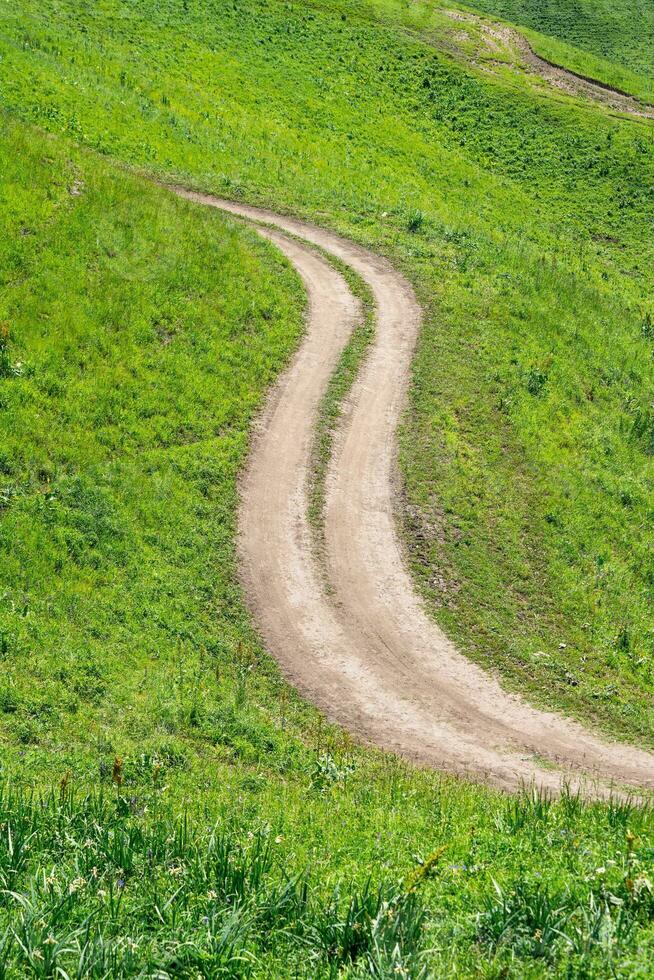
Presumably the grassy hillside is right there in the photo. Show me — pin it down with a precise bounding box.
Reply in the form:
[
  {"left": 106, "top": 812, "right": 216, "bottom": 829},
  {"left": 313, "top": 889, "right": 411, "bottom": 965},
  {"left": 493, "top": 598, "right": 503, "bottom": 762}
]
[
  {"left": 0, "top": 118, "right": 308, "bottom": 784},
  {"left": 2, "top": 0, "right": 654, "bottom": 973},
  {"left": 5, "top": 120, "right": 654, "bottom": 977},
  {"left": 3, "top": 0, "right": 654, "bottom": 742},
  {"left": 332, "top": 0, "right": 654, "bottom": 104}
]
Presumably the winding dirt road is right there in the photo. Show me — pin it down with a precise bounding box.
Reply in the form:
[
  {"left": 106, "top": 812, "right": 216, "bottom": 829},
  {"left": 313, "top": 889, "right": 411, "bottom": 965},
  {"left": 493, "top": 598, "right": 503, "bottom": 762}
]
[
  {"left": 174, "top": 188, "right": 654, "bottom": 794},
  {"left": 442, "top": 9, "right": 654, "bottom": 120}
]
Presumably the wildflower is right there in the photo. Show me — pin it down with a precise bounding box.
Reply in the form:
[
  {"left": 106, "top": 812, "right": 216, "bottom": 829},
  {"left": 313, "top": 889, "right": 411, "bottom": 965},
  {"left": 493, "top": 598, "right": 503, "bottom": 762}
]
[
  {"left": 207, "top": 890, "right": 217, "bottom": 900},
  {"left": 275, "top": 835, "right": 283, "bottom": 844},
  {"left": 169, "top": 865, "right": 183, "bottom": 876},
  {"left": 69, "top": 877, "right": 86, "bottom": 894},
  {"left": 117, "top": 878, "right": 125, "bottom": 889},
  {"left": 632, "top": 874, "right": 653, "bottom": 898},
  {"left": 405, "top": 845, "right": 447, "bottom": 892},
  {"left": 98, "top": 889, "right": 107, "bottom": 900},
  {"left": 112, "top": 757, "right": 123, "bottom": 787},
  {"left": 32, "top": 950, "right": 44, "bottom": 962},
  {"left": 44, "top": 935, "right": 57, "bottom": 946}
]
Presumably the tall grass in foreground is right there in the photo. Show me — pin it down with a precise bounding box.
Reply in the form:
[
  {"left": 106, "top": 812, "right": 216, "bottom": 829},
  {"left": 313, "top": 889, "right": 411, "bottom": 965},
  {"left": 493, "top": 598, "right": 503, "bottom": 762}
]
[
  {"left": 0, "top": 784, "right": 651, "bottom": 976},
  {"left": 0, "top": 784, "right": 429, "bottom": 977}
]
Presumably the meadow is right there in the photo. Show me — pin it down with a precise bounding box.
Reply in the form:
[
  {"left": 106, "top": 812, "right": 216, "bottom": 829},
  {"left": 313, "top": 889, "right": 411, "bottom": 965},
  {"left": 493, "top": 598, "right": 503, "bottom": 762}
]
[
  {"left": 333, "top": 0, "right": 654, "bottom": 104},
  {"left": 1, "top": 0, "right": 654, "bottom": 974}
]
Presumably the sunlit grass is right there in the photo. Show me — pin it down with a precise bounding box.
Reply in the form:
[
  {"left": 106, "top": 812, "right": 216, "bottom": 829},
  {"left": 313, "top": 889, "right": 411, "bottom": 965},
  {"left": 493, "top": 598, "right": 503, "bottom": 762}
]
[
  {"left": 2, "top": 0, "right": 654, "bottom": 973},
  {"left": 3, "top": 0, "right": 654, "bottom": 742}
]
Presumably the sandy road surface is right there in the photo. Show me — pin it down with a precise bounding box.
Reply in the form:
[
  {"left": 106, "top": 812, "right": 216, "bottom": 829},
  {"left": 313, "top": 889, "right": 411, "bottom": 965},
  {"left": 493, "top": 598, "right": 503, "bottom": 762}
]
[{"left": 173, "top": 187, "right": 654, "bottom": 794}]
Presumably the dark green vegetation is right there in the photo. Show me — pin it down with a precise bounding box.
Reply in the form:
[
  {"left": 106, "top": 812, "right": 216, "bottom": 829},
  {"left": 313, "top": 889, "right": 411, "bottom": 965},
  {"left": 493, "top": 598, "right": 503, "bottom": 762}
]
[{"left": 2, "top": 0, "right": 654, "bottom": 974}]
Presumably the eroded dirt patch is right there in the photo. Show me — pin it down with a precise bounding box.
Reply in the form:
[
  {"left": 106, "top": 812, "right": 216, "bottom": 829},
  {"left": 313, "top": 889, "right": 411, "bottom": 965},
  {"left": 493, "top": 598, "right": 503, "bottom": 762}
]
[{"left": 443, "top": 8, "right": 654, "bottom": 119}]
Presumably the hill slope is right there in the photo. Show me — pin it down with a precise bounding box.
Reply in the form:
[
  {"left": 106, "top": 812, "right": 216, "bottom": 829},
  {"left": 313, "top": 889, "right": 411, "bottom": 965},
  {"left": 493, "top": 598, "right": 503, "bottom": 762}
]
[
  {"left": 462, "top": 0, "right": 654, "bottom": 86},
  {"left": 2, "top": 0, "right": 654, "bottom": 974},
  {"left": 4, "top": 0, "right": 654, "bottom": 741}
]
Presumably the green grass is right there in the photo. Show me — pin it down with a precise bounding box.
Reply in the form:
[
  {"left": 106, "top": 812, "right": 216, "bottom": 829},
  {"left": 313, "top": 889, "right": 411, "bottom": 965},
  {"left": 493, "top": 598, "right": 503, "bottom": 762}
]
[
  {"left": 0, "top": 780, "right": 654, "bottom": 976},
  {"left": 519, "top": 28, "right": 654, "bottom": 107},
  {"left": 0, "top": 785, "right": 430, "bottom": 976},
  {"left": 0, "top": 117, "right": 308, "bottom": 781},
  {"left": 333, "top": 0, "right": 654, "bottom": 105},
  {"left": 2, "top": 0, "right": 654, "bottom": 973}
]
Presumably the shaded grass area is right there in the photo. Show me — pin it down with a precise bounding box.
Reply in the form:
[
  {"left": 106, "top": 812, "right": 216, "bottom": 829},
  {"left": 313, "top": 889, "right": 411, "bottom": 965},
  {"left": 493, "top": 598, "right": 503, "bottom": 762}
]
[{"left": 399, "top": 235, "right": 654, "bottom": 742}]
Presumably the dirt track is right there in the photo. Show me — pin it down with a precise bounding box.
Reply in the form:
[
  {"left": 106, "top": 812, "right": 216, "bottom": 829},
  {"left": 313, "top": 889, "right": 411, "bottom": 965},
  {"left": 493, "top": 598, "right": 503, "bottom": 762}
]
[
  {"left": 443, "top": 9, "right": 654, "bottom": 119},
  {"left": 174, "top": 187, "right": 654, "bottom": 795}
]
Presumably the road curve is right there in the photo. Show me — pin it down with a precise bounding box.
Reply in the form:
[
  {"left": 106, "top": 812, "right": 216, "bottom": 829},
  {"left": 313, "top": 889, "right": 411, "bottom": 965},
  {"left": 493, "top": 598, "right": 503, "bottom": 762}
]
[
  {"left": 442, "top": 9, "right": 654, "bottom": 121},
  {"left": 173, "top": 187, "right": 654, "bottom": 795}
]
